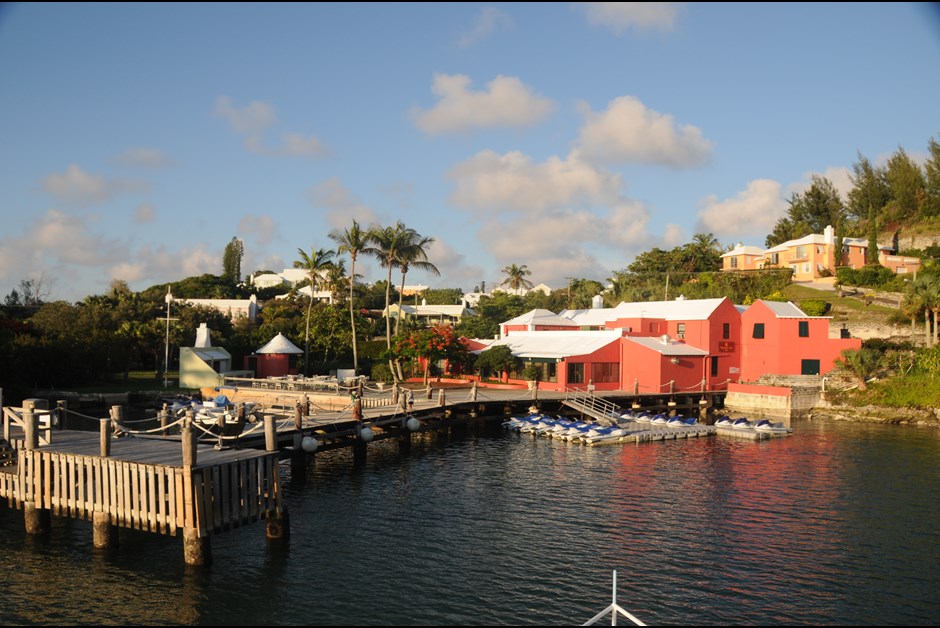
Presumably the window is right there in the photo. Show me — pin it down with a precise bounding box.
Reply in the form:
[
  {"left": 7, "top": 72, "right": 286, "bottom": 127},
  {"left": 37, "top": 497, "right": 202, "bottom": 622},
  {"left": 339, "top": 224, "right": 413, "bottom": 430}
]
[
  {"left": 795, "top": 245, "right": 807, "bottom": 259},
  {"left": 753, "top": 323, "right": 765, "bottom": 339},
  {"left": 711, "top": 357, "right": 719, "bottom": 377},
  {"left": 729, "top": 257, "right": 738, "bottom": 269},
  {"left": 799, "top": 321, "right": 809, "bottom": 337},
  {"left": 648, "top": 322, "right": 660, "bottom": 334},
  {"left": 677, "top": 323, "right": 686, "bottom": 339},
  {"left": 722, "top": 323, "right": 730, "bottom": 340},
  {"left": 591, "top": 363, "right": 619, "bottom": 383},
  {"left": 768, "top": 253, "right": 779, "bottom": 265},
  {"left": 567, "top": 362, "right": 585, "bottom": 384}
]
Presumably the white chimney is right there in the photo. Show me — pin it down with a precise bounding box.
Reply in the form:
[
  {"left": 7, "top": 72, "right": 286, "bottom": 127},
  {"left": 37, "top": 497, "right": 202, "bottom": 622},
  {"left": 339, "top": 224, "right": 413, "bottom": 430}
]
[
  {"left": 195, "top": 323, "right": 212, "bottom": 348},
  {"left": 591, "top": 294, "right": 604, "bottom": 309},
  {"left": 824, "top": 225, "right": 834, "bottom": 244}
]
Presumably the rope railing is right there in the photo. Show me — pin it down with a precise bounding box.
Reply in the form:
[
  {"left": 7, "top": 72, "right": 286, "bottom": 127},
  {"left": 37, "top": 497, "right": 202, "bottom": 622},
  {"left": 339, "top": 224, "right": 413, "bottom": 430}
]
[{"left": 110, "top": 415, "right": 187, "bottom": 436}]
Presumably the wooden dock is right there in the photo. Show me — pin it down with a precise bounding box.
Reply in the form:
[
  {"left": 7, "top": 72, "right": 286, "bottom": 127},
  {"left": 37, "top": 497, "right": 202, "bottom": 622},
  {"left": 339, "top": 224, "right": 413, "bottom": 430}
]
[{"left": 0, "top": 401, "right": 284, "bottom": 566}]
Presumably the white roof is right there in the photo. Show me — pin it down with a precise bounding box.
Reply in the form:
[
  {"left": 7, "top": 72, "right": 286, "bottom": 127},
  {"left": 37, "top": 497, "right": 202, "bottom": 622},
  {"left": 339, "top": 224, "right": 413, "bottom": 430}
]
[
  {"left": 721, "top": 244, "right": 765, "bottom": 258},
  {"left": 189, "top": 347, "right": 231, "bottom": 361},
  {"left": 625, "top": 336, "right": 708, "bottom": 356},
  {"left": 756, "top": 300, "right": 809, "bottom": 318},
  {"left": 502, "top": 309, "right": 579, "bottom": 328},
  {"left": 485, "top": 330, "right": 621, "bottom": 359},
  {"left": 561, "top": 298, "right": 729, "bottom": 326},
  {"left": 386, "top": 304, "right": 474, "bottom": 317},
  {"left": 256, "top": 332, "right": 304, "bottom": 355}
]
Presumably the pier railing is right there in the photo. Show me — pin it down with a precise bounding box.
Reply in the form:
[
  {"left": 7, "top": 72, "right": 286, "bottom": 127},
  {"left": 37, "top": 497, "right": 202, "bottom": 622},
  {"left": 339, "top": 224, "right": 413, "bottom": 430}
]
[
  {"left": 3, "top": 405, "right": 52, "bottom": 448},
  {"left": 562, "top": 388, "right": 622, "bottom": 423},
  {"left": 6, "top": 442, "right": 281, "bottom": 538}
]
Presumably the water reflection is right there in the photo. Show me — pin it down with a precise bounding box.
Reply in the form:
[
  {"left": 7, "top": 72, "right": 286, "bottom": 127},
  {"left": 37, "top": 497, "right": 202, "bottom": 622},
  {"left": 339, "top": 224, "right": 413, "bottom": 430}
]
[{"left": 0, "top": 420, "right": 937, "bottom": 625}]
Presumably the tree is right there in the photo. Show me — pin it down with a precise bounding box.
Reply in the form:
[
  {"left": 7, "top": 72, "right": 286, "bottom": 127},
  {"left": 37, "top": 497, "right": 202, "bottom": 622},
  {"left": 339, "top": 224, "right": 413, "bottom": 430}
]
[
  {"left": 371, "top": 222, "right": 408, "bottom": 381},
  {"left": 474, "top": 344, "right": 520, "bottom": 381},
  {"left": 222, "top": 237, "right": 245, "bottom": 284},
  {"left": 392, "top": 324, "right": 470, "bottom": 385},
  {"left": 294, "top": 247, "right": 336, "bottom": 375},
  {"left": 394, "top": 228, "right": 439, "bottom": 337},
  {"left": 883, "top": 147, "right": 927, "bottom": 221},
  {"left": 847, "top": 152, "right": 890, "bottom": 222},
  {"left": 837, "top": 347, "right": 881, "bottom": 391},
  {"left": 422, "top": 288, "right": 464, "bottom": 305},
  {"left": 867, "top": 205, "right": 880, "bottom": 264},
  {"left": 500, "top": 264, "right": 533, "bottom": 292},
  {"left": 924, "top": 136, "right": 940, "bottom": 218},
  {"left": 329, "top": 219, "right": 375, "bottom": 375},
  {"left": 766, "top": 176, "right": 845, "bottom": 247}
]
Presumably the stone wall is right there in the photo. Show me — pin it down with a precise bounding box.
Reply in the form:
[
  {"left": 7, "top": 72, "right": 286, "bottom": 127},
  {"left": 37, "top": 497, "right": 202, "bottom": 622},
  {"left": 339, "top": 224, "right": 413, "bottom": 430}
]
[{"left": 725, "top": 377, "right": 822, "bottom": 422}]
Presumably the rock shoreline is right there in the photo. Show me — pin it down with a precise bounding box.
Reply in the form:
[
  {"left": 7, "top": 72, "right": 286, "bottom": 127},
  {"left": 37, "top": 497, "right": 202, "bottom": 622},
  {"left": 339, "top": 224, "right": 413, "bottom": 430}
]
[{"left": 808, "top": 404, "right": 940, "bottom": 427}]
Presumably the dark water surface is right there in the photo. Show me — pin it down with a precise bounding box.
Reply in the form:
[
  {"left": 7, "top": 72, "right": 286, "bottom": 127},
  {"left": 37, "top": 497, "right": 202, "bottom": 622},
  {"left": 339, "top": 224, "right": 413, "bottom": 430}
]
[{"left": 0, "top": 419, "right": 938, "bottom": 625}]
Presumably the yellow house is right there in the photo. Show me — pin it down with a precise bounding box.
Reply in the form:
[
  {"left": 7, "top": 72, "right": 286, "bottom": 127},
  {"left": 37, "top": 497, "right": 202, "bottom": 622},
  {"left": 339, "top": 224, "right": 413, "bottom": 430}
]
[
  {"left": 720, "top": 244, "right": 766, "bottom": 271},
  {"left": 722, "top": 225, "right": 921, "bottom": 281}
]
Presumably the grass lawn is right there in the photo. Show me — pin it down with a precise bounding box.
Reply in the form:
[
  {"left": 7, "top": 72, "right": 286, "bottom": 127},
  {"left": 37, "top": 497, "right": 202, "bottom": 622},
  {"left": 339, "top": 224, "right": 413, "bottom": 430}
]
[{"left": 67, "top": 371, "right": 188, "bottom": 394}]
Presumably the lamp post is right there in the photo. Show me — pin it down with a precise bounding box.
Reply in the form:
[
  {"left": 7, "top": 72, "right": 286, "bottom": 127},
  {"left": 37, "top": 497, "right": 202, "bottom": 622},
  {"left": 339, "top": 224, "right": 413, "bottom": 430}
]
[{"left": 164, "top": 290, "right": 173, "bottom": 388}]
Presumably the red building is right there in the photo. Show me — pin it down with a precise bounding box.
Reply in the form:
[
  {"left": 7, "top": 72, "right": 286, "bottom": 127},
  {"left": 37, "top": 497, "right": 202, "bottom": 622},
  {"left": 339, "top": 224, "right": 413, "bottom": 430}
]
[
  {"left": 739, "top": 300, "right": 861, "bottom": 379},
  {"left": 562, "top": 297, "right": 742, "bottom": 389}
]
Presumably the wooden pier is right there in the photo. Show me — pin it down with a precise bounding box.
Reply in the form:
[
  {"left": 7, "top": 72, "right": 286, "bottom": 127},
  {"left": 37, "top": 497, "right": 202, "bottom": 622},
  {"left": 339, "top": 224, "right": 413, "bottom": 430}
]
[
  {"left": 0, "top": 381, "right": 772, "bottom": 568},
  {"left": 0, "top": 400, "right": 284, "bottom": 566}
]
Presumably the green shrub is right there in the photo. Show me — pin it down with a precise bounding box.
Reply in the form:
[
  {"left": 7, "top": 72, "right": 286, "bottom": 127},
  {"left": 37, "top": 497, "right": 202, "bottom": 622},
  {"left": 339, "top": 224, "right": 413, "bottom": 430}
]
[
  {"left": 800, "top": 299, "right": 830, "bottom": 316},
  {"left": 370, "top": 363, "right": 393, "bottom": 383}
]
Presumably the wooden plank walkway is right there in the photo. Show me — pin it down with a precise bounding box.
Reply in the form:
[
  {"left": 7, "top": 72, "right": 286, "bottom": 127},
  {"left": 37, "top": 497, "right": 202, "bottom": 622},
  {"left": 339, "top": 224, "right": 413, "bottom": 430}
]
[{"left": 0, "top": 431, "right": 280, "bottom": 538}]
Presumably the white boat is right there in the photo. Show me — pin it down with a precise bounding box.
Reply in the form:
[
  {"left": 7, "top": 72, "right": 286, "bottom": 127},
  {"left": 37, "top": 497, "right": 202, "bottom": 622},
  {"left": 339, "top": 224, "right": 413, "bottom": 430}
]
[
  {"left": 754, "top": 419, "right": 792, "bottom": 434},
  {"left": 715, "top": 415, "right": 734, "bottom": 427},
  {"left": 731, "top": 418, "right": 753, "bottom": 430}
]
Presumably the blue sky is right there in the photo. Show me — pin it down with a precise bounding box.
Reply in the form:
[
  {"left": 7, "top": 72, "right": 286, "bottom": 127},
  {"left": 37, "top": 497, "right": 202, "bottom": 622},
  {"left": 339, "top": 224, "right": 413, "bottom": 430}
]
[{"left": 2, "top": 3, "right": 939, "bottom": 301}]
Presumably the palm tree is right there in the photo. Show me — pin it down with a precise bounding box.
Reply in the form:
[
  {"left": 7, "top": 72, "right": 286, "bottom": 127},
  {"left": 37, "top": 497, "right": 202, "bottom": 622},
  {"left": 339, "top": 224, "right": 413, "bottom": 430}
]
[
  {"left": 500, "top": 264, "right": 533, "bottom": 293},
  {"left": 837, "top": 347, "right": 881, "bottom": 391},
  {"left": 371, "top": 222, "right": 410, "bottom": 380},
  {"left": 329, "top": 220, "right": 375, "bottom": 375},
  {"left": 294, "top": 246, "right": 336, "bottom": 376},
  {"left": 394, "top": 231, "right": 440, "bottom": 336}
]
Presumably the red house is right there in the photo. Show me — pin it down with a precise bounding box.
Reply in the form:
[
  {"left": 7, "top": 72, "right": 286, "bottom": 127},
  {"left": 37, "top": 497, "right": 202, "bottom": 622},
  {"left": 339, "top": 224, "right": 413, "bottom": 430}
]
[
  {"left": 484, "top": 330, "right": 623, "bottom": 391},
  {"left": 620, "top": 336, "right": 708, "bottom": 394},
  {"left": 562, "top": 297, "right": 742, "bottom": 388},
  {"left": 739, "top": 300, "right": 861, "bottom": 379}
]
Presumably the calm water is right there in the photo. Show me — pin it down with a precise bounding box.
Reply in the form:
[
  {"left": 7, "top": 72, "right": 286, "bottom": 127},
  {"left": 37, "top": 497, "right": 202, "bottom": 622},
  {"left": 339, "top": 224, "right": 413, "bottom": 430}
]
[{"left": 0, "top": 419, "right": 938, "bottom": 625}]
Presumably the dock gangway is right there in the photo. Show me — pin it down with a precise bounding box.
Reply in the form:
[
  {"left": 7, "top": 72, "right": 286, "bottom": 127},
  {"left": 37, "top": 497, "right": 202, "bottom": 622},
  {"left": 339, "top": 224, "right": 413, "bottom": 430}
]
[{"left": 561, "top": 388, "right": 622, "bottom": 424}]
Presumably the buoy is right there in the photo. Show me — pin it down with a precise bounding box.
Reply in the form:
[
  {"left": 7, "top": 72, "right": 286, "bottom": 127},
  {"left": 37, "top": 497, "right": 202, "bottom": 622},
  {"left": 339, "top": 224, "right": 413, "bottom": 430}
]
[
  {"left": 406, "top": 417, "right": 420, "bottom": 432},
  {"left": 301, "top": 436, "right": 318, "bottom": 452},
  {"left": 360, "top": 426, "right": 374, "bottom": 442}
]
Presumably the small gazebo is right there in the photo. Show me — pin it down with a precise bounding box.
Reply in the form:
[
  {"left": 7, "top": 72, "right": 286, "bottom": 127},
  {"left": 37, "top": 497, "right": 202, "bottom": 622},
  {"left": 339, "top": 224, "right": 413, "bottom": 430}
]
[{"left": 252, "top": 333, "right": 303, "bottom": 379}]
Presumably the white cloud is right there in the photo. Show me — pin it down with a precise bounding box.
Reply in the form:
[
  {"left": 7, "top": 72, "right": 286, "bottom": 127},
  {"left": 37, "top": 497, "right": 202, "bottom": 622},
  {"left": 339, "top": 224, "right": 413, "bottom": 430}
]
[
  {"left": 446, "top": 147, "right": 674, "bottom": 283},
  {"left": 215, "top": 95, "right": 328, "bottom": 157},
  {"left": 787, "top": 166, "right": 854, "bottom": 201},
  {"left": 578, "top": 2, "right": 681, "bottom": 34},
  {"left": 448, "top": 150, "right": 622, "bottom": 212},
  {"left": 238, "top": 214, "right": 279, "bottom": 247},
  {"left": 42, "top": 164, "right": 145, "bottom": 206},
  {"left": 115, "top": 147, "right": 173, "bottom": 169},
  {"left": 0, "top": 209, "right": 129, "bottom": 297},
  {"left": 135, "top": 203, "right": 155, "bottom": 223},
  {"left": 412, "top": 74, "right": 554, "bottom": 135},
  {"left": 696, "top": 179, "right": 788, "bottom": 239},
  {"left": 214, "top": 95, "right": 277, "bottom": 137},
  {"left": 422, "top": 238, "right": 484, "bottom": 286},
  {"left": 280, "top": 133, "right": 329, "bottom": 157},
  {"left": 308, "top": 177, "right": 383, "bottom": 230},
  {"left": 458, "top": 7, "right": 513, "bottom": 47},
  {"left": 662, "top": 223, "right": 685, "bottom": 247},
  {"left": 576, "top": 96, "right": 712, "bottom": 167},
  {"left": 108, "top": 242, "right": 217, "bottom": 286}
]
